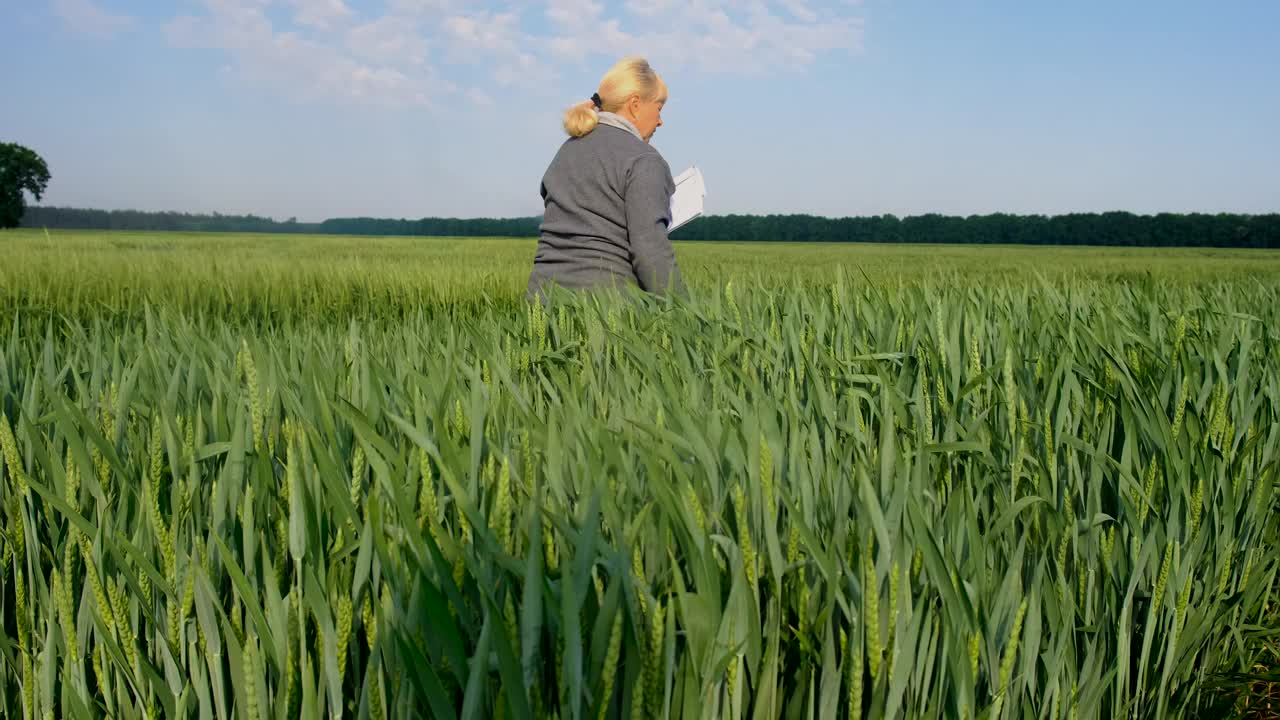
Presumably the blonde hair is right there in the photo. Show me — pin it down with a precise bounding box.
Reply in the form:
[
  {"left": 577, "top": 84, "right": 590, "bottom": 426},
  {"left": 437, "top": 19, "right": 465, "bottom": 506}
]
[{"left": 563, "top": 56, "right": 668, "bottom": 137}]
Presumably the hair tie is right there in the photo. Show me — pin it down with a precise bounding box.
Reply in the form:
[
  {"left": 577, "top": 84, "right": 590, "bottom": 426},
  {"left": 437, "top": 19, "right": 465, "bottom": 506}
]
[{"left": 590, "top": 92, "right": 603, "bottom": 110}]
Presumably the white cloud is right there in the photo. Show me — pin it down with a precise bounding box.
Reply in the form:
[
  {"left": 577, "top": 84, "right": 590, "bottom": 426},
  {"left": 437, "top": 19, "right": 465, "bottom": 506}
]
[
  {"left": 287, "top": 0, "right": 353, "bottom": 31},
  {"left": 162, "top": 0, "right": 863, "bottom": 108},
  {"left": 387, "top": 0, "right": 457, "bottom": 14},
  {"left": 467, "top": 88, "right": 495, "bottom": 106},
  {"left": 440, "top": 10, "right": 562, "bottom": 89},
  {"left": 442, "top": 12, "right": 525, "bottom": 57},
  {"left": 348, "top": 16, "right": 429, "bottom": 66},
  {"left": 622, "top": 0, "right": 678, "bottom": 18},
  {"left": 52, "top": 0, "right": 135, "bottom": 38},
  {"left": 164, "top": 0, "right": 441, "bottom": 108},
  {"left": 777, "top": 0, "right": 819, "bottom": 24},
  {"left": 547, "top": 0, "right": 605, "bottom": 33},
  {"left": 599, "top": 0, "right": 863, "bottom": 75}
]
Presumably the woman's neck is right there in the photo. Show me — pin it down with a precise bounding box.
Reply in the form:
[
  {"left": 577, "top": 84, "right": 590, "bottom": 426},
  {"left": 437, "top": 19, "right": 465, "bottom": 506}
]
[{"left": 597, "top": 111, "right": 644, "bottom": 142}]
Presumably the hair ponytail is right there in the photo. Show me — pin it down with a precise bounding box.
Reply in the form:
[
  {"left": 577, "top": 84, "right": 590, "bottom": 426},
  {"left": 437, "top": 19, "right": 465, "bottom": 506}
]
[
  {"left": 561, "top": 56, "right": 667, "bottom": 137},
  {"left": 563, "top": 100, "right": 599, "bottom": 138}
]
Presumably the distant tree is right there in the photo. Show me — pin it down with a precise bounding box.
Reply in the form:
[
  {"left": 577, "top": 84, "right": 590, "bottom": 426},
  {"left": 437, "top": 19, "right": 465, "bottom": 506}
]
[
  {"left": 14, "top": 200, "right": 1280, "bottom": 249},
  {"left": 0, "top": 142, "right": 51, "bottom": 229}
]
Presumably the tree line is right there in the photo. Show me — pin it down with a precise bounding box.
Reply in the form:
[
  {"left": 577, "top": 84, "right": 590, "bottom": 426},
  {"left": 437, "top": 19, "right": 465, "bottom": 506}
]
[
  {"left": 672, "top": 212, "right": 1280, "bottom": 248},
  {"left": 18, "top": 205, "right": 1280, "bottom": 248},
  {"left": 18, "top": 206, "right": 543, "bottom": 237}
]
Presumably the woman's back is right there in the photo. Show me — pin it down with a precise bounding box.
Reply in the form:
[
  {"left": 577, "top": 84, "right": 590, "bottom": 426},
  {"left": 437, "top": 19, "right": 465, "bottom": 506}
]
[
  {"left": 526, "top": 56, "right": 686, "bottom": 300},
  {"left": 529, "top": 119, "right": 679, "bottom": 296}
]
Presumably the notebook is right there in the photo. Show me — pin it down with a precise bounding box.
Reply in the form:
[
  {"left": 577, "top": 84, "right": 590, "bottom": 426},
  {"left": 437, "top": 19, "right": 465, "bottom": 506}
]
[{"left": 670, "top": 166, "right": 706, "bottom": 232}]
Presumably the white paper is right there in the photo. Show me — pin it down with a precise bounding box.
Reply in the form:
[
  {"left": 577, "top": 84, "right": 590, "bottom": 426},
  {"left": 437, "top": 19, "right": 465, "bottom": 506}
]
[{"left": 669, "top": 166, "right": 705, "bottom": 232}]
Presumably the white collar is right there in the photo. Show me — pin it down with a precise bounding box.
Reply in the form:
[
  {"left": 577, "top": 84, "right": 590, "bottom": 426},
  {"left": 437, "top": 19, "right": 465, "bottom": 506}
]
[{"left": 597, "top": 111, "right": 645, "bottom": 142}]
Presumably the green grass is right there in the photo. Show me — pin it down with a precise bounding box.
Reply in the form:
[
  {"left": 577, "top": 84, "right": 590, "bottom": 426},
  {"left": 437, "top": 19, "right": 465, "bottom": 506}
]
[
  {"left": 4, "top": 229, "right": 1280, "bottom": 319},
  {"left": 1, "top": 229, "right": 1278, "bottom": 718}
]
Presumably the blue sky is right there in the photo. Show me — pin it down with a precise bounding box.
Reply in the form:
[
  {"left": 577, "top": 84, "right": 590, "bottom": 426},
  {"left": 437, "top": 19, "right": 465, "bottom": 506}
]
[{"left": 3, "top": 0, "right": 1277, "bottom": 221}]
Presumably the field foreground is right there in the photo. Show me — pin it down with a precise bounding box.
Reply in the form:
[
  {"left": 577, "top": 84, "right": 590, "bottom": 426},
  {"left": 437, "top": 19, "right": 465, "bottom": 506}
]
[{"left": 1, "top": 230, "right": 1278, "bottom": 719}]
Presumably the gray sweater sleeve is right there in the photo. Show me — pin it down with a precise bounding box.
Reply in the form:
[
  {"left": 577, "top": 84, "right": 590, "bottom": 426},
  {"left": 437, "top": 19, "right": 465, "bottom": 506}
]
[{"left": 624, "top": 154, "right": 685, "bottom": 296}]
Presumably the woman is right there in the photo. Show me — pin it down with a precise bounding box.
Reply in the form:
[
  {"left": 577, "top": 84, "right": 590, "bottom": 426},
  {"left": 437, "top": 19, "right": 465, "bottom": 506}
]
[{"left": 526, "top": 56, "right": 686, "bottom": 300}]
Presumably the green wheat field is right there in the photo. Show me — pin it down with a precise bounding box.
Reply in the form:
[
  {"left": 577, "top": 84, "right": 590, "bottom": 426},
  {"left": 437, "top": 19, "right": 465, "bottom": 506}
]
[{"left": 1, "top": 229, "right": 1278, "bottom": 719}]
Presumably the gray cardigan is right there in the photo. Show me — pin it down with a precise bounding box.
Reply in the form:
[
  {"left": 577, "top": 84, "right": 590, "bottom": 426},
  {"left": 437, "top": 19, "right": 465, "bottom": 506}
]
[{"left": 527, "top": 113, "right": 686, "bottom": 298}]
